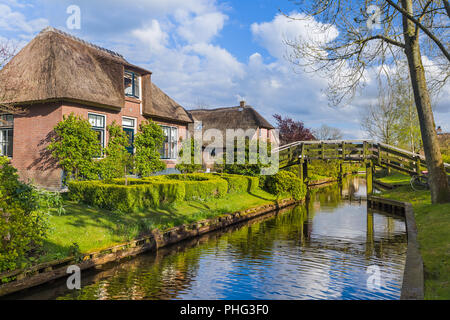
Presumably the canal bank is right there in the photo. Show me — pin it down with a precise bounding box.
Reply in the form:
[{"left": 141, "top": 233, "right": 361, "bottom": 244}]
[{"left": 4, "top": 177, "right": 413, "bottom": 300}]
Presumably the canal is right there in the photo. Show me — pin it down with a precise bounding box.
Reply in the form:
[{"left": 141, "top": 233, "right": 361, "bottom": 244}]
[{"left": 15, "top": 177, "right": 407, "bottom": 300}]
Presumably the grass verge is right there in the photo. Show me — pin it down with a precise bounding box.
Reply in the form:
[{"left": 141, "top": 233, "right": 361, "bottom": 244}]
[{"left": 380, "top": 186, "right": 450, "bottom": 299}]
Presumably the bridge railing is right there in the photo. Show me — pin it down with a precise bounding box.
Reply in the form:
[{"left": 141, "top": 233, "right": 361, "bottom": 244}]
[{"left": 276, "top": 140, "right": 450, "bottom": 176}]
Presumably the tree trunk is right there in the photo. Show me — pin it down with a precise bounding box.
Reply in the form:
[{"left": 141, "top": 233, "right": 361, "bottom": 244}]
[{"left": 401, "top": 0, "right": 450, "bottom": 203}]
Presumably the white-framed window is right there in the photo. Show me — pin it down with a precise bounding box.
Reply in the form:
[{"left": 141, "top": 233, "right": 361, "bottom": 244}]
[
  {"left": 0, "top": 114, "right": 13, "bottom": 157},
  {"left": 88, "top": 113, "right": 106, "bottom": 152},
  {"left": 124, "top": 70, "right": 141, "bottom": 99},
  {"left": 160, "top": 126, "right": 178, "bottom": 159}
]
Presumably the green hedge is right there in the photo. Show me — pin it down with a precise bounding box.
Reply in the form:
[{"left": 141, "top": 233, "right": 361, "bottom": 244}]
[
  {"left": 161, "top": 174, "right": 228, "bottom": 201},
  {"left": 68, "top": 174, "right": 233, "bottom": 212},
  {"left": 263, "top": 171, "right": 306, "bottom": 200},
  {"left": 68, "top": 180, "right": 185, "bottom": 212},
  {"left": 212, "top": 173, "right": 259, "bottom": 194}
]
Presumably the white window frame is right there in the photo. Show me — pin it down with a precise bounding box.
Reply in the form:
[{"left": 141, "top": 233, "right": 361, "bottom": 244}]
[
  {"left": 0, "top": 114, "right": 13, "bottom": 158},
  {"left": 160, "top": 125, "right": 178, "bottom": 160},
  {"left": 88, "top": 113, "right": 106, "bottom": 157},
  {"left": 122, "top": 116, "right": 137, "bottom": 154}
]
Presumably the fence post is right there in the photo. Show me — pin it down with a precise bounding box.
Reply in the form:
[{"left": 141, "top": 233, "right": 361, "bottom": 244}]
[{"left": 366, "top": 161, "right": 373, "bottom": 195}]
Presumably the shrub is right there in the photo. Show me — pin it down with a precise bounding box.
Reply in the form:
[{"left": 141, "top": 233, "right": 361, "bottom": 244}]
[
  {"left": 48, "top": 113, "right": 101, "bottom": 182},
  {"left": 134, "top": 120, "right": 166, "bottom": 177},
  {"left": 263, "top": 171, "right": 306, "bottom": 200},
  {"left": 0, "top": 157, "right": 51, "bottom": 272},
  {"left": 98, "top": 121, "right": 133, "bottom": 182},
  {"left": 213, "top": 173, "right": 259, "bottom": 194}
]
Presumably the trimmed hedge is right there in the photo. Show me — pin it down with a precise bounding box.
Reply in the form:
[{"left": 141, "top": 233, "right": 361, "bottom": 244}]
[
  {"left": 68, "top": 174, "right": 231, "bottom": 212},
  {"left": 212, "top": 173, "right": 259, "bottom": 194},
  {"left": 263, "top": 171, "right": 306, "bottom": 200},
  {"left": 161, "top": 174, "right": 228, "bottom": 201},
  {"left": 68, "top": 180, "right": 185, "bottom": 212}
]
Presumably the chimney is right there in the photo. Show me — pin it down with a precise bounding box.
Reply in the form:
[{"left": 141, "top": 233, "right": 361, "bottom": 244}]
[{"left": 240, "top": 100, "right": 246, "bottom": 108}]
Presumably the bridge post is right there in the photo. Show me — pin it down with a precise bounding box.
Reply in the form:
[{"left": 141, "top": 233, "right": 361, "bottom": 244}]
[
  {"left": 366, "top": 161, "right": 373, "bottom": 195},
  {"left": 302, "top": 161, "right": 308, "bottom": 184},
  {"left": 338, "top": 161, "right": 343, "bottom": 181}
]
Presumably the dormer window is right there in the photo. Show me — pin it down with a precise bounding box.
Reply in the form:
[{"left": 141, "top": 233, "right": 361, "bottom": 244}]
[{"left": 124, "top": 70, "right": 140, "bottom": 99}]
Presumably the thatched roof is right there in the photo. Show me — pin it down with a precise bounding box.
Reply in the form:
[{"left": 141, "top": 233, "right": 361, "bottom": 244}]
[
  {"left": 0, "top": 27, "right": 192, "bottom": 123},
  {"left": 189, "top": 104, "right": 274, "bottom": 132},
  {"left": 146, "top": 82, "right": 192, "bottom": 123}
]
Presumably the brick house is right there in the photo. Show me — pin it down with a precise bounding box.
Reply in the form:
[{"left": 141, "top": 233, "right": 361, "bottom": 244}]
[{"left": 0, "top": 27, "right": 192, "bottom": 190}]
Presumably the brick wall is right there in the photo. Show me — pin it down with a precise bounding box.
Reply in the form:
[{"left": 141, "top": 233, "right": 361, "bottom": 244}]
[
  {"left": 11, "top": 103, "right": 63, "bottom": 190},
  {"left": 9, "top": 100, "right": 188, "bottom": 190}
]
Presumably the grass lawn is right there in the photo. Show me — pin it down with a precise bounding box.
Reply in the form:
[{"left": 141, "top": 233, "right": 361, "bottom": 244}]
[
  {"left": 375, "top": 171, "right": 411, "bottom": 186},
  {"left": 380, "top": 186, "right": 450, "bottom": 299},
  {"left": 40, "top": 189, "right": 281, "bottom": 264}
]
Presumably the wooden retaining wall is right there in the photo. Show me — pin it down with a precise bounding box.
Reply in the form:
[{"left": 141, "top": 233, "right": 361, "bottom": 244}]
[
  {"left": 0, "top": 198, "right": 297, "bottom": 298},
  {"left": 367, "top": 196, "right": 424, "bottom": 300}
]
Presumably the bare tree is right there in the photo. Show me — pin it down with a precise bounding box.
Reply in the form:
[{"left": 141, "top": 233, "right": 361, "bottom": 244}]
[
  {"left": 0, "top": 40, "right": 22, "bottom": 115},
  {"left": 313, "top": 124, "right": 343, "bottom": 140},
  {"left": 285, "top": 0, "right": 450, "bottom": 203},
  {"left": 360, "top": 85, "right": 399, "bottom": 145}
]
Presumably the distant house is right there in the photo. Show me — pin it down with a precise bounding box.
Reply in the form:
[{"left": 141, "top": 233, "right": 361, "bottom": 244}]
[
  {"left": 188, "top": 101, "right": 276, "bottom": 168},
  {"left": 0, "top": 27, "right": 192, "bottom": 190}
]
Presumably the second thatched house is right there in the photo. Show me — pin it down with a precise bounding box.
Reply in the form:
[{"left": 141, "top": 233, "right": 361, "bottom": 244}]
[
  {"left": 188, "top": 101, "right": 276, "bottom": 168},
  {"left": 0, "top": 27, "right": 192, "bottom": 189}
]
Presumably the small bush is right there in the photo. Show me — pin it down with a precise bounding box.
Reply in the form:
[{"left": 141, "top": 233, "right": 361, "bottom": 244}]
[
  {"left": 263, "top": 171, "right": 306, "bottom": 200},
  {"left": 0, "top": 157, "right": 51, "bottom": 272}
]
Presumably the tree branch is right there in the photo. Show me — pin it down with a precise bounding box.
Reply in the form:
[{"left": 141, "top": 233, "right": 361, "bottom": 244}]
[
  {"left": 444, "top": 0, "right": 450, "bottom": 18},
  {"left": 385, "top": 0, "right": 450, "bottom": 62},
  {"left": 365, "top": 35, "right": 406, "bottom": 48}
]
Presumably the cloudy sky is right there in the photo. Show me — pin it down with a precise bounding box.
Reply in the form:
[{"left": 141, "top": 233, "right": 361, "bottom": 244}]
[{"left": 0, "top": 0, "right": 449, "bottom": 138}]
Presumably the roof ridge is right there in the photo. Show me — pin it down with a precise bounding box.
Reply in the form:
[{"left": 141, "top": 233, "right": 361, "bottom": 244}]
[{"left": 39, "top": 27, "right": 124, "bottom": 60}]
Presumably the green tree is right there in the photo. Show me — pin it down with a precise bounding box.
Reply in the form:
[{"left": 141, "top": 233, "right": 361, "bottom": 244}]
[
  {"left": 98, "top": 121, "right": 133, "bottom": 182},
  {"left": 48, "top": 113, "right": 101, "bottom": 181},
  {"left": 0, "top": 157, "right": 51, "bottom": 272},
  {"left": 134, "top": 120, "right": 166, "bottom": 177}
]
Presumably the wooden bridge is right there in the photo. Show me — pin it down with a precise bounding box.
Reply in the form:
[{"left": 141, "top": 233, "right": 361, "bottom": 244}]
[{"left": 275, "top": 140, "right": 450, "bottom": 193}]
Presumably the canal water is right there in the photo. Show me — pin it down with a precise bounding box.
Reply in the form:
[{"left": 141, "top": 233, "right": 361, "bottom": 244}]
[{"left": 15, "top": 177, "right": 407, "bottom": 300}]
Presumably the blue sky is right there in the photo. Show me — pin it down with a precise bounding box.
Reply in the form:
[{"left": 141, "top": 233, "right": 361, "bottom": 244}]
[{"left": 1, "top": 0, "right": 449, "bottom": 138}]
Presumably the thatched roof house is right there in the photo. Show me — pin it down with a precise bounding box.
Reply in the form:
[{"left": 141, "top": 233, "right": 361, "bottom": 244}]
[
  {"left": 0, "top": 27, "right": 193, "bottom": 189},
  {"left": 0, "top": 27, "right": 191, "bottom": 123},
  {"left": 189, "top": 102, "right": 274, "bottom": 132}
]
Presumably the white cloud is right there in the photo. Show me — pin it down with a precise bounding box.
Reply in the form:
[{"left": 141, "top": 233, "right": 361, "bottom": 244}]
[
  {"left": 251, "top": 12, "right": 338, "bottom": 60},
  {"left": 0, "top": 4, "right": 48, "bottom": 33},
  {"left": 132, "top": 20, "right": 169, "bottom": 54},
  {"left": 176, "top": 11, "right": 227, "bottom": 44}
]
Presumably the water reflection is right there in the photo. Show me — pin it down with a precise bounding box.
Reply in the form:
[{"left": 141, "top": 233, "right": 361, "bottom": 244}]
[{"left": 14, "top": 177, "right": 407, "bottom": 300}]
